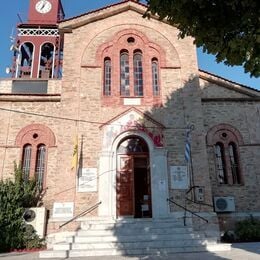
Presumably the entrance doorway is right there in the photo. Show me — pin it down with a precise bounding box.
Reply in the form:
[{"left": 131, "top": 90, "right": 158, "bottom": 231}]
[{"left": 116, "top": 137, "right": 152, "bottom": 218}]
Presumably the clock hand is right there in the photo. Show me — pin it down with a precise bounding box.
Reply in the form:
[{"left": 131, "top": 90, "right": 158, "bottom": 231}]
[{"left": 41, "top": 2, "right": 46, "bottom": 10}]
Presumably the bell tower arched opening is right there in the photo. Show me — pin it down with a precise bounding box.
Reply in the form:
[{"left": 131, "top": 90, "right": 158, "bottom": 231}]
[{"left": 116, "top": 136, "right": 152, "bottom": 218}]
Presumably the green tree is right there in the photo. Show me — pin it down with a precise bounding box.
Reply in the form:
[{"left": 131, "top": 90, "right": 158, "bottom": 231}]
[
  {"left": 0, "top": 164, "right": 43, "bottom": 252},
  {"left": 144, "top": 0, "right": 260, "bottom": 77}
]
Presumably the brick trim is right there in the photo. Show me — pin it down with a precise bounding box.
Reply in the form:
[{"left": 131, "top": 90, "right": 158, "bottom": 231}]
[
  {"left": 206, "top": 123, "right": 244, "bottom": 146},
  {"left": 15, "top": 124, "right": 56, "bottom": 189},
  {"left": 95, "top": 29, "right": 167, "bottom": 106},
  {"left": 15, "top": 124, "right": 56, "bottom": 147},
  {"left": 206, "top": 123, "right": 244, "bottom": 185}
]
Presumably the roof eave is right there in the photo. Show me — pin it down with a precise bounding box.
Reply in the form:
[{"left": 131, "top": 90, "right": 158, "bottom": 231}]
[
  {"left": 59, "top": 1, "right": 167, "bottom": 31},
  {"left": 199, "top": 69, "right": 260, "bottom": 97}
]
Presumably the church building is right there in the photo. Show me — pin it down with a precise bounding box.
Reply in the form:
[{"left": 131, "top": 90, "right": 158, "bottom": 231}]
[{"left": 0, "top": 0, "right": 260, "bottom": 257}]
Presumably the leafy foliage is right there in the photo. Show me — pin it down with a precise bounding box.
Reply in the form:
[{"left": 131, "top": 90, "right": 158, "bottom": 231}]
[
  {"left": 235, "top": 216, "right": 260, "bottom": 242},
  {"left": 144, "top": 0, "right": 260, "bottom": 77},
  {"left": 222, "top": 215, "right": 260, "bottom": 242},
  {"left": 0, "top": 163, "right": 44, "bottom": 252}
]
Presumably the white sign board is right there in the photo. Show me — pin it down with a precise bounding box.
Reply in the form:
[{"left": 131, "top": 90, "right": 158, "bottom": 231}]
[
  {"left": 78, "top": 168, "right": 97, "bottom": 192},
  {"left": 53, "top": 202, "right": 74, "bottom": 218},
  {"left": 170, "top": 166, "right": 189, "bottom": 189}
]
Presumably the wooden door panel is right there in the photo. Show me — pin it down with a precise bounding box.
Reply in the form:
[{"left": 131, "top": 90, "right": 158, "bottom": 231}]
[{"left": 117, "top": 155, "right": 133, "bottom": 216}]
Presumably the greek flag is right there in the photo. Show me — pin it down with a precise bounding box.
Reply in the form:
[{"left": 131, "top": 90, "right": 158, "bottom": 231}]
[{"left": 185, "top": 127, "right": 192, "bottom": 163}]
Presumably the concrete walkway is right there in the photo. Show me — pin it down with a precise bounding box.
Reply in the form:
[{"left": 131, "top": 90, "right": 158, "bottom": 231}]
[{"left": 0, "top": 243, "right": 260, "bottom": 260}]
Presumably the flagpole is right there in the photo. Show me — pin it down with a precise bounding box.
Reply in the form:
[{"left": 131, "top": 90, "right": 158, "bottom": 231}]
[{"left": 185, "top": 124, "right": 195, "bottom": 200}]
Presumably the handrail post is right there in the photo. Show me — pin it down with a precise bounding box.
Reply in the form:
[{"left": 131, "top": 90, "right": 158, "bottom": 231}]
[{"left": 184, "top": 197, "right": 187, "bottom": 226}]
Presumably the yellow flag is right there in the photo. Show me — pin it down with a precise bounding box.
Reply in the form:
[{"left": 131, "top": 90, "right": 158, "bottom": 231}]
[{"left": 71, "top": 135, "right": 78, "bottom": 170}]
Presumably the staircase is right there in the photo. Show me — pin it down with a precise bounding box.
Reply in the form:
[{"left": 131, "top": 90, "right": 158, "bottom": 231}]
[{"left": 40, "top": 217, "right": 230, "bottom": 258}]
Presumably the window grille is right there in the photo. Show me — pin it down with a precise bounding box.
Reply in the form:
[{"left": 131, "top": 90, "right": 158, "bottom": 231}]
[
  {"left": 215, "top": 143, "right": 227, "bottom": 184},
  {"left": 35, "top": 145, "right": 46, "bottom": 190},
  {"left": 120, "top": 51, "right": 130, "bottom": 96},
  {"left": 229, "top": 143, "right": 240, "bottom": 184},
  {"left": 104, "top": 58, "right": 111, "bottom": 95},
  {"left": 133, "top": 52, "right": 143, "bottom": 96},
  {"left": 22, "top": 144, "right": 32, "bottom": 181},
  {"left": 152, "top": 59, "right": 160, "bottom": 96}
]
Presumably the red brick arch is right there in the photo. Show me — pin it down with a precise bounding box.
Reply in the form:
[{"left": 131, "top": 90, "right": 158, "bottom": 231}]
[
  {"left": 15, "top": 124, "right": 56, "bottom": 189},
  {"left": 206, "top": 123, "right": 244, "bottom": 146},
  {"left": 206, "top": 123, "right": 244, "bottom": 185},
  {"left": 15, "top": 124, "right": 56, "bottom": 147},
  {"left": 95, "top": 28, "right": 173, "bottom": 106},
  {"left": 96, "top": 28, "right": 166, "bottom": 67}
]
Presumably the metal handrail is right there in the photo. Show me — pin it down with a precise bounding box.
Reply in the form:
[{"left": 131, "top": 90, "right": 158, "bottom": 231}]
[
  {"left": 59, "top": 201, "right": 102, "bottom": 229},
  {"left": 167, "top": 197, "right": 208, "bottom": 226}
]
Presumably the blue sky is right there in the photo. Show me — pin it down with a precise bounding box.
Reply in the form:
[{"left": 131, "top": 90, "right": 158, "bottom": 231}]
[{"left": 1, "top": 0, "right": 259, "bottom": 90}]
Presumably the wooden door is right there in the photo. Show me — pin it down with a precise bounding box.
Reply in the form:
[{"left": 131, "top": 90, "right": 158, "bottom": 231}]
[{"left": 116, "top": 155, "right": 134, "bottom": 216}]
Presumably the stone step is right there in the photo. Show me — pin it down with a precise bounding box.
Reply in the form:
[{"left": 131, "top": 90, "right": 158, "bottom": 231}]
[
  {"left": 79, "top": 217, "right": 184, "bottom": 224},
  {"left": 71, "top": 239, "right": 213, "bottom": 250},
  {"left": 81, "top": 221, "right": 188, "bottom": 230},
  {"left": 53, "top": 239, "right": 213, "bottom": 251},
  {"left": 74, "top": 232, "right": 204, "bottom": 243},
  {"left": 68, "top": 245, "right": 211, "bottom": 257},
  {"left": 77, "top": 226, "right": 193, "bottom": 236},
  {"left": 39, "top": 250, "right": 68, "bottom": 259}
]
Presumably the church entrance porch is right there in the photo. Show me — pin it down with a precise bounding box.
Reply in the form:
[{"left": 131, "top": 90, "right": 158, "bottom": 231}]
[{"left": 116, "top": 137, "right": 152, "bottom": 218}]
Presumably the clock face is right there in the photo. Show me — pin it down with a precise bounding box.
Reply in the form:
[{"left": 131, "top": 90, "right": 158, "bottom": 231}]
[{"left": 35, "top": 0, "right": 52, "bottom": 14}]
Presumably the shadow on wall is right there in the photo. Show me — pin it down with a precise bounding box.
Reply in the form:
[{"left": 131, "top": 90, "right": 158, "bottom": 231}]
[{"left": 101, "top": 75, "right": 225, "bottom": 257}]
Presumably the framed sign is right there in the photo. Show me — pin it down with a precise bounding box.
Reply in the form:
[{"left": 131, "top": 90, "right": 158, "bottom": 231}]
[
  {"left": 170, "top": 166, "right": 189, "bottom": 189},
  {"left": 78, "top": 168, "right": 97, "bottom": 192},
  {"left": 53, "top": 202, "right": 74, "bottom": 218}
]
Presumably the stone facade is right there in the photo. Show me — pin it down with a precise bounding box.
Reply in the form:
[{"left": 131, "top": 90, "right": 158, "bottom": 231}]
[{"left": 0, "top": 1, "right": 259, "bottom": 236}]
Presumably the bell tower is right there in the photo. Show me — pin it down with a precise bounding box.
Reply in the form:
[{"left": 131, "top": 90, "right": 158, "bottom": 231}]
[{"left": 10, "top": 0, "right": 65, "bottom": 79}]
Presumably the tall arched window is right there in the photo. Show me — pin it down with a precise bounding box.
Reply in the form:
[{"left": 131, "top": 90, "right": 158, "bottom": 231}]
[
  {"left": 120, "top": 51, "right": 130, "bottom": 96},
  {"left": 16, "top": 124, "right": 56, "bottom": 190},
  {"left": 152, "top": 58, "right": 160, "bottom": 96},
  {"left": 35, "top": 144, "right": 46, "bottom": 190},
  {"left": 22, "top": 144, "right": 32, "bottom": 181},
  {"left": 214, "top": 143, "right": 227, "bottom": 184},
  {"left": 18, "top": 42, "right": 34, "bottom": 78},
  {"left": 104, "top": 58, "right": 111, "bottom": 96},
  {"left": 206, "top": 124, "right": 244, "bottom": 185},
  {"left": 229, "top": 143, "right": 240, "bottom": 184},
  {"left": 133, "top": 51, "right": 143, "bottom": 96},
  {"left": 39, "top": 42, "right": 54, "bottom": 79}
]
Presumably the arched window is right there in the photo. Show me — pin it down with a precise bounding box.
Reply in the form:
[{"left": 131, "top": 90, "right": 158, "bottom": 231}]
[
  {"left": 120, "top": 51, "right": 130, "bottom": 96},
  {"left": 206, "top": 124, "right": 243, "bottom": 185},
  {"left": 35, "top": 144, "right": 46, "bottom": 190},
  {"left": 39, "top": 42, "right": 54, "bottom": 79},
  {"left": 16, "top": 124, "right": 56, "bottom": 190},
  {"left": 104, "top": 58, "right": 111, "bottom": 96},
  {"left": 152, "top": 58, "right": 160, "bottom": 96},
  {"left": 22, "top": 144, "right": 32, "bottom": 181},
  {"left": 229, "top": 143, "right": 240, "bottom": 184},
  {"left": 21, "top": 42, "right": 34, "bottom": 67},
  {"left": 118, "top": 137, "right": 149, "bottom": 154},
  {"left": 18, "top": 42, "right": 34, "bottom": 78},
  {"left": 133, "top": 51, "right": 143, "bottom": 96},
  {"left": 214, "top": 143, "right": 227, "bottom": 184}
]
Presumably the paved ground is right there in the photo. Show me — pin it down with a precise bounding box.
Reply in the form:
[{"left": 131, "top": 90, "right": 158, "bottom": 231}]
[{"left": 0, "top": 243, "right": 260, "bottom": 260}]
